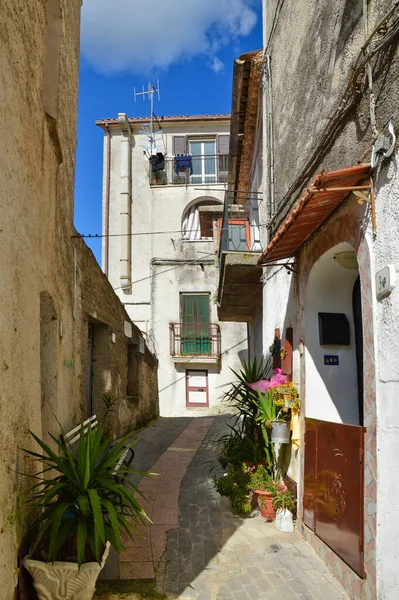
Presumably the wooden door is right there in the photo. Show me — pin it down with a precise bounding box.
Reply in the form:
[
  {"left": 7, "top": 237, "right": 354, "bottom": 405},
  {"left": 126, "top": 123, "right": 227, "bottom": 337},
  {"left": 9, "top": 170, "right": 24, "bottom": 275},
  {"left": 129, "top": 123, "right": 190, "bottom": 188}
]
[{"left": 186, "top": 370, "right": 209, "bottom": 407}]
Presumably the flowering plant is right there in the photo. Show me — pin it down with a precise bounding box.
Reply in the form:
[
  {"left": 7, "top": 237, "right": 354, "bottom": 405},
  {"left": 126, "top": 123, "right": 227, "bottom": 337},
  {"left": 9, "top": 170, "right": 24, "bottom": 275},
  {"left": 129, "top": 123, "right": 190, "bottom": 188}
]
[{"left": 272, "top": 382, "right": 299, "bottom": 405}]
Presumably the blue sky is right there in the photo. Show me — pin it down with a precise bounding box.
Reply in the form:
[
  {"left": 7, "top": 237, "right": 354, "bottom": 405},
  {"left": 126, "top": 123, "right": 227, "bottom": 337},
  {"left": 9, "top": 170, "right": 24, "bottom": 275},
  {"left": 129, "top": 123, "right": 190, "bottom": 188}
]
[{"left": 74, "top": 0, "right": 263, "bottom": 265}]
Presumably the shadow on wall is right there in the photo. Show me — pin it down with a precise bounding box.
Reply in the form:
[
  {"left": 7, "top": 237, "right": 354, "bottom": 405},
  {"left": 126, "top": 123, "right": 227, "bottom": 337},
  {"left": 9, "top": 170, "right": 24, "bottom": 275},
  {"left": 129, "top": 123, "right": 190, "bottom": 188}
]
[{"left": 305, "top": 242, "right": 361, "bottom": 426}]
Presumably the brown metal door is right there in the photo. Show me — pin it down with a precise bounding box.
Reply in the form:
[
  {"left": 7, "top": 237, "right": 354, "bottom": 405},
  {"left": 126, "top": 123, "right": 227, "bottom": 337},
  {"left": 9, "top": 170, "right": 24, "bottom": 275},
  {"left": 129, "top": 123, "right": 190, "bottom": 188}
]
[
  {"left": 303, "top": 419, "right": 316, "bottom": 530},
  {"left": 304, "top": 419, "right": 365, "bottom": 578},
  {"left": 315, "top": 420, "right": 365, "bottom": 578}
]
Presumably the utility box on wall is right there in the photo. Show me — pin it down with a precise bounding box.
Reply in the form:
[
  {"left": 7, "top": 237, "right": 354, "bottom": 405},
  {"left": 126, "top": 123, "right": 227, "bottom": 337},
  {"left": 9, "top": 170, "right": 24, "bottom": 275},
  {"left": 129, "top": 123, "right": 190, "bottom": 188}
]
[{"left": 318, "top": 312, "right": 350, "bottom": 346}]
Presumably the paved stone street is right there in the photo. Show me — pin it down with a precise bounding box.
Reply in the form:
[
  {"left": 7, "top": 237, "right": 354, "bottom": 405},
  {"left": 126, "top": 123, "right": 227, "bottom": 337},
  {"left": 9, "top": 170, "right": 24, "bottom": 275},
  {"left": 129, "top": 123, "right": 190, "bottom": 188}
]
[{"left": 96, "top": 416, "right": 349, "bottom": 600}]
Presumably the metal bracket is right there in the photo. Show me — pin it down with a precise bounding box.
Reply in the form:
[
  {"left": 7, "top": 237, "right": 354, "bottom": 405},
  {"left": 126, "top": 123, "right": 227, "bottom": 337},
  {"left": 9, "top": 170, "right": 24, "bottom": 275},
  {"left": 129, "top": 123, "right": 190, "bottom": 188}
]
[{"left": 260, "top": 262, "right": 298, "bottom": 275}]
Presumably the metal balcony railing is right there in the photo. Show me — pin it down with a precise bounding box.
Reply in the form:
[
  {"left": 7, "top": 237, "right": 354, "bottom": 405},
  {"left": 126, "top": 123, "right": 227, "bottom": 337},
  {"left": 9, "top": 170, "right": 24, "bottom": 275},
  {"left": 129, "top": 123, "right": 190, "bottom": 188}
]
[
  {"left": 218, "top": 194, "right": 263, "bottom": 258},
  {"left": 169, "top": 323, "right": 221, "bottom": 358},
  {"left": 150, "top": 154, "right": 229, "bottom": 186}
]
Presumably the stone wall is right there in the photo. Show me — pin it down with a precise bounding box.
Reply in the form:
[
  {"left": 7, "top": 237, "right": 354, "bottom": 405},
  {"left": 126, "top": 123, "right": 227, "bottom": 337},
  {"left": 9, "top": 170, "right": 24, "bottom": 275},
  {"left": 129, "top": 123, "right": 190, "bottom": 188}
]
[
  {"left": 76, "top": 237, "right": 159, "bottom": 437},
  {"left": 0, "top": 1, "right": 158, "bottom": 597},
  {"left": 265, "top": 0, "right": 399, "bottom": 229}
]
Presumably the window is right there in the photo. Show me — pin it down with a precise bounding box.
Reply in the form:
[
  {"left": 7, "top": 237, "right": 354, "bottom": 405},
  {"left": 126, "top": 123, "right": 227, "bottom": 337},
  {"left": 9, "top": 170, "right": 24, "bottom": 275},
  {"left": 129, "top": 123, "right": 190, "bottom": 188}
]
[
  {"left": 218, "top": 218, "right": 251, "bottom": 251},
  {"left": 172, "top": 135, "right": 229, "bottom": 185},
  {"left": 180, "top": 294, "right": 211, "bottom": 355},
  {"left": 181, "top": 199, "right": 221, "bottom": 240},
  {"left": 190, "top": 139, "right": 216, "bottom": 184}
]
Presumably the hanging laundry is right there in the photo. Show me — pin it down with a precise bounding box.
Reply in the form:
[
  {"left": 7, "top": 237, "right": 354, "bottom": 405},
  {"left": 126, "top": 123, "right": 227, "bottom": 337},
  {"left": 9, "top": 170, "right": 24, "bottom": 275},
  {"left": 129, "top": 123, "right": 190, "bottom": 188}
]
[
  {"left": 149, "top": 153, "right": 165, "bottom": 172},
  {"left": 175, "top": 155, "right": 193, "bottom": 175}
]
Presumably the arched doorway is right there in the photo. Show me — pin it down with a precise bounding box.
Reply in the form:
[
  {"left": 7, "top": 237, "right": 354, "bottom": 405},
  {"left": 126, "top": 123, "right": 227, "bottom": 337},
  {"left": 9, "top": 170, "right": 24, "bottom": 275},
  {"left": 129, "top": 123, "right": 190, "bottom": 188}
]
[
  {"left": 303, "top": 241, "right": 365, "bottom": 578},
  {"left": 305, "top": 242, "right": 363, "bottom": 425}
]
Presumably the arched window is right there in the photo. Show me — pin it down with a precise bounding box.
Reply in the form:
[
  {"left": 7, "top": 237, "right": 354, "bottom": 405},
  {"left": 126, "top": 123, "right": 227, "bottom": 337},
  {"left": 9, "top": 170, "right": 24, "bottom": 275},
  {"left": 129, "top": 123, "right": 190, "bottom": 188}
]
[{"left": 181, "top": 198, "right": 222, "bottom": 241}]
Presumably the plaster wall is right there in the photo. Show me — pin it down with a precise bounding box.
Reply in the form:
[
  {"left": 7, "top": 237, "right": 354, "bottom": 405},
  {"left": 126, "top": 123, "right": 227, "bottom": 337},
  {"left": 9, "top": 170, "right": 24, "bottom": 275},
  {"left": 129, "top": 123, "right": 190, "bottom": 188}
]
[
  {"left": 261, "top": 266, "right": 301, "bottom": 482},
  {"left": 151, "top": 261, "right": 247, "bottom": 416},
  {"left": 263, "top": 0, "right": 399, "bottom": 230},
  {"left": 304, "top": 243, "right": 360, "bottom": 425},
  {"left": 0, "top": 1, "right": 82, "bottom": 594},
  {"left": 372, "top": 149, "right": 399, "bottom": 600},
  {"left": 102, "top": 120, "right": 247, "bottom": 417},
  {"left": 103, "top": 121, "right": 229, "bottom": 308},
  {"left": 0, "top": 2, "right": 159, "bottom": 595}
]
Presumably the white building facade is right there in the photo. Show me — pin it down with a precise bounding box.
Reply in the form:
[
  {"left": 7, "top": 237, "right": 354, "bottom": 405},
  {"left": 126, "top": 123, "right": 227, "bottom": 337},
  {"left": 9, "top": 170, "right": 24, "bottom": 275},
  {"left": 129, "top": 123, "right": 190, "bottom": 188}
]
[
  {"left": 97, "top": 114, "right": 248, "bottom": 417},
  {"left": 218, "top": 1, "right": 399, "bottom": 596}
]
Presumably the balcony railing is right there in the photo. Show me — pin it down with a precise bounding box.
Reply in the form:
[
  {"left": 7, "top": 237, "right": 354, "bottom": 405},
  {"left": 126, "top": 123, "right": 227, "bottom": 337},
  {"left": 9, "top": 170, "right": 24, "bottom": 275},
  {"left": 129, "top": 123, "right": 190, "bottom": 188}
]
[
  {"left": 150, "top": 154, "right": 229, "bottom": 186},
  {"left": 218, "top": 195, "right": 263, "bottom": 257},
  {"left": 169, "top": 323, "right": 221, "bottom": 358}
]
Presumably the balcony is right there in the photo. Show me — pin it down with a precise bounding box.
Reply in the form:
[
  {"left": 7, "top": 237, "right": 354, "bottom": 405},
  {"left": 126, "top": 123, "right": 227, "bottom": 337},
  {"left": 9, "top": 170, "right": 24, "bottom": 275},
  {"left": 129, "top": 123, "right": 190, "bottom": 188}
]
[
  {"left": 169, "top": 322, "right": 221, "bottom": 364},
  {"left": 217, "top": 197, "right": 263, "bottom": 322},
  {"left": 150, "top": 154, "right": 229, "bottom": 186}
]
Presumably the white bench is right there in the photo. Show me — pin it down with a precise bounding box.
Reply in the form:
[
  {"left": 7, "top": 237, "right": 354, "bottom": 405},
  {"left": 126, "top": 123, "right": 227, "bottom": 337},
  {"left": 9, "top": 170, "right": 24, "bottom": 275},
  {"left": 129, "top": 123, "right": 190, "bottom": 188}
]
[{"left": 63, "top": 415, "right": 135, "bottom": 478}]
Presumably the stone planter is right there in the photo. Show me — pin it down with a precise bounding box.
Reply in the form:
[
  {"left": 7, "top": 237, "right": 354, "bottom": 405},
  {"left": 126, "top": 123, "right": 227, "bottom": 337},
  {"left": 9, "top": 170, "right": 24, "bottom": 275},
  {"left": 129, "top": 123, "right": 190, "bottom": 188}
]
[
  {"left": 23, "top": 541, "right": 110, "bottom": 600},
  {"left": 270, "top": 420, "right": 291, "bottom": 444}
]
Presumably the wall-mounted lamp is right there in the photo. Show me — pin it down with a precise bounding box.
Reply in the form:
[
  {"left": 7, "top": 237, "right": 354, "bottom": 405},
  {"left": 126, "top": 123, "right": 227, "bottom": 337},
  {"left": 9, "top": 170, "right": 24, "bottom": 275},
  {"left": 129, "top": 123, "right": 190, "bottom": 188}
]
[{"left": 333, "top": 251, "right": 358, "bottom": 270}]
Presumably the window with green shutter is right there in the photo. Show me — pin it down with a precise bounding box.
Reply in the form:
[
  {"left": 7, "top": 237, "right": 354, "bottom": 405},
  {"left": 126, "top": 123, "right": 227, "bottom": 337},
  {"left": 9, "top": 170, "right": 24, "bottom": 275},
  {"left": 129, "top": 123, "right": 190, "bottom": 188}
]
[{"left": 181, "top": 294, "right": 211, "bottom": 355}]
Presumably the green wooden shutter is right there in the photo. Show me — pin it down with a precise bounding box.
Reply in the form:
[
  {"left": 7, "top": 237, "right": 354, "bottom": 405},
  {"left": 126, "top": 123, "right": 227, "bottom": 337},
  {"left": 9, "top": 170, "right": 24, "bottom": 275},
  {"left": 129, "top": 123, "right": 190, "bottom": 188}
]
[{"left": 181, "top": 295, "right": 210, "bottom": 355}]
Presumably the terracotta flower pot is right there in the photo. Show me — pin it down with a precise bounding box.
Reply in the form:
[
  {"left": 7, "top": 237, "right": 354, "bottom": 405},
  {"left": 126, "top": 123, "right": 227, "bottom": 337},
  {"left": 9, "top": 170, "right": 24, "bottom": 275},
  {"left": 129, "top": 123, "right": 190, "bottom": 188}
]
[
  {"left": 254, "top": 490, "right": 276, "bottom": 520},
  {"left": 254, "top": 482, "right": 288, "bottom": 521}
]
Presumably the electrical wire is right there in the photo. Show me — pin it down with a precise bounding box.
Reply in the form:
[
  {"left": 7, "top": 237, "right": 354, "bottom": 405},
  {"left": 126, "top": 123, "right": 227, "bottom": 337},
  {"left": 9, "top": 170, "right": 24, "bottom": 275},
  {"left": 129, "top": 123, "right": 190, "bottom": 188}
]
[
  {"left": 267, "top": 2, "right": 399, "bottom": 229},
  {"left": 73, "top": 223, "right": 269, "bottom": 239}
]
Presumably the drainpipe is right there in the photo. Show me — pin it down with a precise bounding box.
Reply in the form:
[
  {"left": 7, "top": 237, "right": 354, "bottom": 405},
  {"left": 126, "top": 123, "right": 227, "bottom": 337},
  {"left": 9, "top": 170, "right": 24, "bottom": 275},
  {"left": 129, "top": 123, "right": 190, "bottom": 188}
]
[
  {"left": 117, "top": 113, "right": 132, "bottom": 291},
  {"left": 104, "top": 124, "right": 111, "bottom": 277},
  {"left": 265, "top": 55, "right": 275, "bottom": 221}
]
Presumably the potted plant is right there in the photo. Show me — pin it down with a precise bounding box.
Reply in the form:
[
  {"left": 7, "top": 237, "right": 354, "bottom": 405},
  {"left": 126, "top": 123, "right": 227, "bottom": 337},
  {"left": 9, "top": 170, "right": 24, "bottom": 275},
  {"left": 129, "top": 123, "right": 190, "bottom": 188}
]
[
  {"left": 273, "top": 490, "right": 296, "bottom": 533},
  {"left": 272, "top": 382, "right": 299, "bottom": 408},
  {"left": 248, "top": 466, "right": 287, "bottom": 521},
  {"left": 22, "top": 424, "right": 149, "bottom": 600},
  {"left": 270, "top": 412, "right": 291, "bottom": 444}
]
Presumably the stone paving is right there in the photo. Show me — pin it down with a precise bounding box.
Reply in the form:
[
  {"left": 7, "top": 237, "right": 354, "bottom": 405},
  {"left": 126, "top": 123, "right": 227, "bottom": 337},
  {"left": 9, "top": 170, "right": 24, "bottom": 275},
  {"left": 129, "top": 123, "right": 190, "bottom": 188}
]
[{"left": 97, "top": 415, "right": 350, "bottom": 600}]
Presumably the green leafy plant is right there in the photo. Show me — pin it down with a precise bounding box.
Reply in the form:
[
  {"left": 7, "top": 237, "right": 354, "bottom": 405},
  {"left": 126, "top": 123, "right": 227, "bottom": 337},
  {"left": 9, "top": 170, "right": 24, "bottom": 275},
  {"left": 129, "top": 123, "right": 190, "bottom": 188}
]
[
  {"left": 102, "top": 394, "right": 118, "bottom": 420},
  {"left": 217, "top": 425, "right": 264, "bottom": 469},
  {"left": 272, "top": 490, "right": 296, "bottom": 513},
  {"left": 213, "top": 464, "right": 252, "bottom": 514},
  {"left": 247, "top": 465, "right": 272, "bottom": 492},
  {"left": 22, "top": 424, "right": 150, "bottom": 567},
  {"left": 221, "top": 356, "right": 273, "bottom": 441}
]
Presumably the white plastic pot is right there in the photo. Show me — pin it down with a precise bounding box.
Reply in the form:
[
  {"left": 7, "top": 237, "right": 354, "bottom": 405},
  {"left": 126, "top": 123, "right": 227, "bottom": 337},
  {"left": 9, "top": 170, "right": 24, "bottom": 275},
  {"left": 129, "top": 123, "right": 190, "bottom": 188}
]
[
  {"left": 270, "top": 420, "right": 291, "bottom": 444},
  {"left": 23, "top": 541, "right": 110, "bottom": 600},
  {"left": 275, "top": 508, "right": 294, "bottom": 532}
]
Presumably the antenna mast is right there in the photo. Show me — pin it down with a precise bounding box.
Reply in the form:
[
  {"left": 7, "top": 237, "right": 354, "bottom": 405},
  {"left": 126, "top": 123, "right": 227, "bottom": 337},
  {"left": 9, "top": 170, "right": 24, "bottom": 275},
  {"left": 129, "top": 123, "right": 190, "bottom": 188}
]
[{"left": 133, "top": 80, "right": 161, "bottom": 155}]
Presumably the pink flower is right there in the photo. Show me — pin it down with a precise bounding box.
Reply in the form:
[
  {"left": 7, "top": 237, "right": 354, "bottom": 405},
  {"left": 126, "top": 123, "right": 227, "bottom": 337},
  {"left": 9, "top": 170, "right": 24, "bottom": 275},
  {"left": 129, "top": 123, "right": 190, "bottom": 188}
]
[
  {"left": 247, "top": 369, "right": 288, "bottom": 393},
  {"left": 247, "top": 380, "right": 269, "bottom": 393}
]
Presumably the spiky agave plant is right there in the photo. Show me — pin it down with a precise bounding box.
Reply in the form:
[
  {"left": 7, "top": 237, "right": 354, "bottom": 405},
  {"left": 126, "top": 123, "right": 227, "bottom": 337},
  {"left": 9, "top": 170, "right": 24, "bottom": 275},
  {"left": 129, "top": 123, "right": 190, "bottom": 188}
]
[
  {"left": 23, "top": 423, "right": 150, "bottom": 567},
  {"left": 221, "top": 356, "right": 272, "bottom": 439}
]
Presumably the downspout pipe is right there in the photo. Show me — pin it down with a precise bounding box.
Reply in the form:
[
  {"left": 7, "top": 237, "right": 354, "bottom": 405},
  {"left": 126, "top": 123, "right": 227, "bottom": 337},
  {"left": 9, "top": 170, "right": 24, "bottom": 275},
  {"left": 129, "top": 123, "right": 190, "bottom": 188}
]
[
  {"left": 104, "top": 124, "right": 111, "bottom": 276},
  {"left": 117, "top": 113, "right": 132, "bottom": 291}
]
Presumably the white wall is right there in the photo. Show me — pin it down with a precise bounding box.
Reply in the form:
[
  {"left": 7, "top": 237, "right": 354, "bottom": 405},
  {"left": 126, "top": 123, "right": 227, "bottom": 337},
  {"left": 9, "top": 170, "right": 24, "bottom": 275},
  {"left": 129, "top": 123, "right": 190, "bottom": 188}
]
[
  {"left": 102, "top": 117, "right": 248, "bottom": 416},
  {"left": 305, "top": 243, "right": 360, "bottom": 425},
  {"left": 152, "top": 260, "right": 247, "bottom": 416},
  {"left": 373, "top": 149, "right": 399, "bottom": 600}
]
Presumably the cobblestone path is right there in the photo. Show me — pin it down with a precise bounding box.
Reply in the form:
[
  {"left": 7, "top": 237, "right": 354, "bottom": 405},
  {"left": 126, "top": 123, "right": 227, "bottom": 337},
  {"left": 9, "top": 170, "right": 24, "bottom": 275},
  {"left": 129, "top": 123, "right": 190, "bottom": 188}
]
[{"left": 96, "top": 416, "right": 349, "bottom": 600}]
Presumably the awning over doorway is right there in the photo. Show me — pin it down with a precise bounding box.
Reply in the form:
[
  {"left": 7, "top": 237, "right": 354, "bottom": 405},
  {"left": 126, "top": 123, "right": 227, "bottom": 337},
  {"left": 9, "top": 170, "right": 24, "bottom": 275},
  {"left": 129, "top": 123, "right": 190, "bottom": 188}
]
[{"left": 258, "top": 164, "right": 372, "bottom": 265}]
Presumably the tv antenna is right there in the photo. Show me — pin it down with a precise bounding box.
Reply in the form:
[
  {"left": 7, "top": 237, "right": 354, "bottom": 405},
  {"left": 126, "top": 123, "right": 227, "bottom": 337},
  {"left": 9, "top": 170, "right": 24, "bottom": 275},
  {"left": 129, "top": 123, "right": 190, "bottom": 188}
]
[{"left": 134, "top": 81, "right": 161, "bottom": 155}]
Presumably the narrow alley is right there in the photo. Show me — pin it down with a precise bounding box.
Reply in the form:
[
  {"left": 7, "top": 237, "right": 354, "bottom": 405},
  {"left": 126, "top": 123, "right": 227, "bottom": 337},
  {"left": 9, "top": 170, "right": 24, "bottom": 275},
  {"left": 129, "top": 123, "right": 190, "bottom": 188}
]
[{"left": 96, "top": 416, "right": 348, "bottom": 600}]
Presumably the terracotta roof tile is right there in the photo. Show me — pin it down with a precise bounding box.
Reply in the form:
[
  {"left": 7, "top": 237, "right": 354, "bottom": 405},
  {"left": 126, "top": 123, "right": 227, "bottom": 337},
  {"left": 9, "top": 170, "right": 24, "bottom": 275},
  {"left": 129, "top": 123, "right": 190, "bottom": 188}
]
[{"left": 258, "top": 164, "right": 372, "bottom": 264}]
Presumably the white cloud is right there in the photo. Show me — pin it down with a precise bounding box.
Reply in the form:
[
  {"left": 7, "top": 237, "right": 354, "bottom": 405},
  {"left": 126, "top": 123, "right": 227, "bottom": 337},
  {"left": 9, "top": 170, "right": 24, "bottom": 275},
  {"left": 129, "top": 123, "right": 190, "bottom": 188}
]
[
  {"left": 210, "top": 57, "right": 225, "bottom": 73},
  {"left": 81, "top": 0, "right": 259, "bottom": 75}
]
